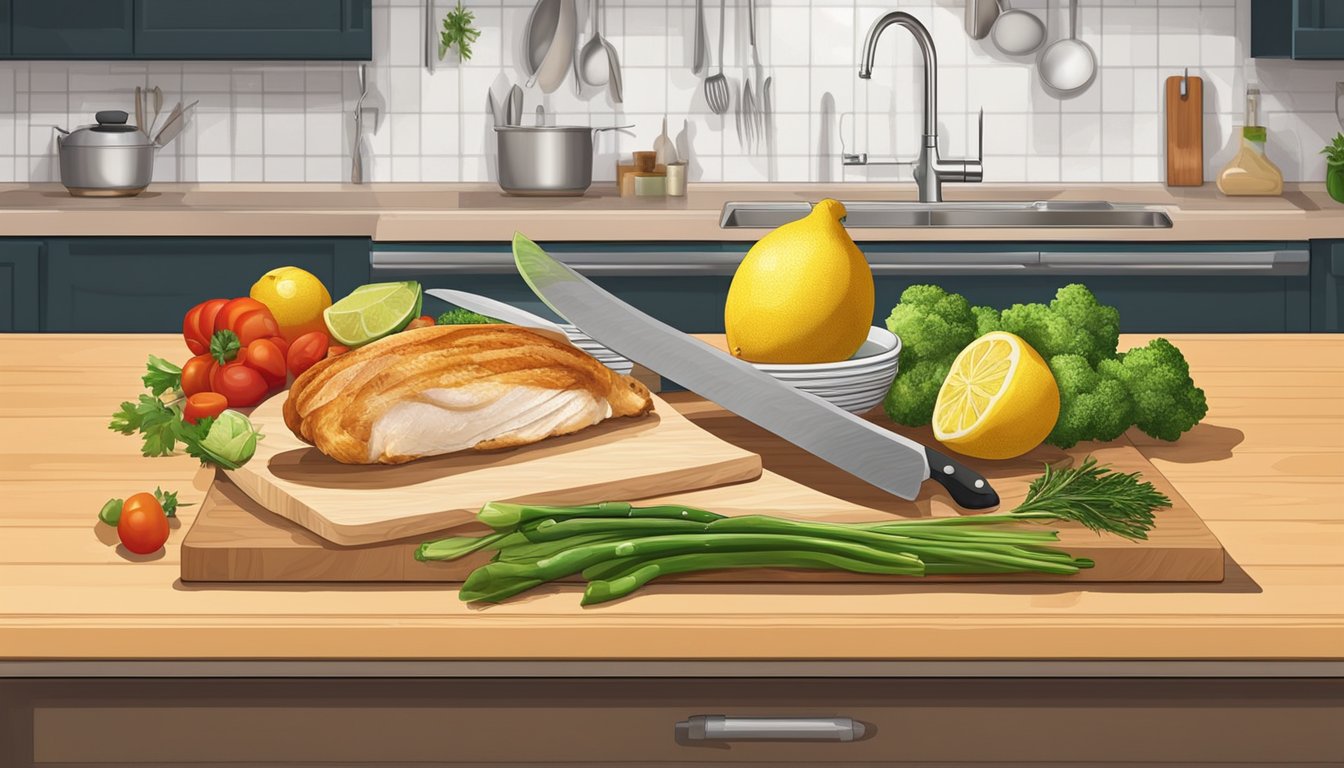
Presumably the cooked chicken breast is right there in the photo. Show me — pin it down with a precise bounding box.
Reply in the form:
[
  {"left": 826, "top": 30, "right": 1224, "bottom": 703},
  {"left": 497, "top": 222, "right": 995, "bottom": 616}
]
[{"left": 283, "top": 324, "right": 654, "bottom": 464}]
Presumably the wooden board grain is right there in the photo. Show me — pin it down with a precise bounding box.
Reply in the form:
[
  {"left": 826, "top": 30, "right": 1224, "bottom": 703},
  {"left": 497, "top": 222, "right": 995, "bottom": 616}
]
[
  {"left": 185, "top": 416, "right": 1225, "bottom": 584},
  {"left": 1165, "top": 74, "right": 1204, "bottom": 186},
  {"left": 223, "top": 392, "right": 762, "bottom": 546}
]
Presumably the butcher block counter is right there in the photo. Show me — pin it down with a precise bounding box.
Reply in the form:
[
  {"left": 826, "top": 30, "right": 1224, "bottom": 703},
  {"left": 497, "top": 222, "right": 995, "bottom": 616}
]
[
  {"left": 2, "top": 333, "right": 1342, "bottom": 766},
  {"left": 1, "top": 333, "right": 1341, "bottom": 667}
]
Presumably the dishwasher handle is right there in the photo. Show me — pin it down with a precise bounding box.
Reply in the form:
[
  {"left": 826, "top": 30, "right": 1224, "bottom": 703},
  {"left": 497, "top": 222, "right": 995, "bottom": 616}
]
[{"left": 676, "top": 715, "right": 867, "bottom": 743}]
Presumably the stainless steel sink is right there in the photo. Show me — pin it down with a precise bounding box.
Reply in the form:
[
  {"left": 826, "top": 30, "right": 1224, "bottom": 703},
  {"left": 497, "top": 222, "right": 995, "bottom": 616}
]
[{"left": 720, "top": 201, "right": 1174, "bottom": 229}]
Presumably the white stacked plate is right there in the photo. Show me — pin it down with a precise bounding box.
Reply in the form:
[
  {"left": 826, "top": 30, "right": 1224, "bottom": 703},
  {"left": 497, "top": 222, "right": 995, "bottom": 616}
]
[
  {"left": 559, "top": 324, "right": 635, "bottom": 375},
  {"left": 749, "top": 327, "right": 902, "bottom": 414}
]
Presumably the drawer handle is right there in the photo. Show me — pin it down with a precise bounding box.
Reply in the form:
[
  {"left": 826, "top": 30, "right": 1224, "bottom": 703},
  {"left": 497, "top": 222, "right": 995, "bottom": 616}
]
[{"left": 676, "top": 715, "right": 866, "bottom": 743}]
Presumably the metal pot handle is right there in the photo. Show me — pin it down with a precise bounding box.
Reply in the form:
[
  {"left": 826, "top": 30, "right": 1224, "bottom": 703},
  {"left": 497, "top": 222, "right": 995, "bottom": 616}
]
[{"left": 592, "top": 124, "right": 635, "bottom": 135}]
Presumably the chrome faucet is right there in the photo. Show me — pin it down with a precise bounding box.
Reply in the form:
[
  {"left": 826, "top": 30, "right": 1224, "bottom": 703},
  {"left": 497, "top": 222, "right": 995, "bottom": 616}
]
[{"left": 857, "top": 11, "right": 983, "bottom": 202}]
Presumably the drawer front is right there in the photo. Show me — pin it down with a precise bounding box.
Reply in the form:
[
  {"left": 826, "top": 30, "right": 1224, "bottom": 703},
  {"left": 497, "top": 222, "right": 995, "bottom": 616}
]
[
  {"left": 12, "top": 0, "right": 133, "bottom": 58},
  {"left": 134, "top": 0, "right": 372, "bottom": 59},
  {"left": 6, "top": 678, "right": 1341, "bottom": 765},
  {"left": 41, "top": 238, "right": 369, "bottom": 332}
]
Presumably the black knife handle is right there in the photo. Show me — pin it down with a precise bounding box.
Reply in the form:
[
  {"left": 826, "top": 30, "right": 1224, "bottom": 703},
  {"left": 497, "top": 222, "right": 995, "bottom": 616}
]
[{"left": 925, "top": 447, "right": 1000, "bottom": 510}]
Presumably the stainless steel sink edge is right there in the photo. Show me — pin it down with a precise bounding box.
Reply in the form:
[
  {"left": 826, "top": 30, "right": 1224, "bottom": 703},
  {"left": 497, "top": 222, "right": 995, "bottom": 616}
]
[{"left": 719, "top": 200, "right": 1175, "bottom": 229}]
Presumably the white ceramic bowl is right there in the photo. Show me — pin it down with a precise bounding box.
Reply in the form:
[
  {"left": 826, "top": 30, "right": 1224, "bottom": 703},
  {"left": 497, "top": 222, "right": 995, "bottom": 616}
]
[{"left": 747, "top": 327, "right": 902, "bottom": 414}]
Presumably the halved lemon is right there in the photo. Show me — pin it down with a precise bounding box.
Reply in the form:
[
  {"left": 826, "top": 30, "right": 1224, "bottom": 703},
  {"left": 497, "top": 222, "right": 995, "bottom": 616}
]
[{"left": 932, "top": 331, "right": 1060, "bottom": 460}]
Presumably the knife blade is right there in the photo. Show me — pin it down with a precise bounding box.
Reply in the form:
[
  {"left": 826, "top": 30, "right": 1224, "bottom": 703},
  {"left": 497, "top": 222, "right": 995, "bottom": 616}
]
[{"left": 512, "top": 233, "right": 1000, "bottom": 510}]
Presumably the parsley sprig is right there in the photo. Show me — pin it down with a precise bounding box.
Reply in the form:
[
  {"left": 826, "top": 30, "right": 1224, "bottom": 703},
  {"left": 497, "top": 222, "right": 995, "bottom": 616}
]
[{"left": 438, "top": 2, "right": 481, "bottom": 61}]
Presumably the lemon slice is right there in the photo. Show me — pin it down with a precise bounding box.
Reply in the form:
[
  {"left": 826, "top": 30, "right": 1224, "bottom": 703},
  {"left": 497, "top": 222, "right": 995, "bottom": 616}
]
[
  {"left": 932, "top": 331, "right": 1060, "bottom": 460},
  {"left": 323, "top": 281, "right": 422, "bottom": 347}
]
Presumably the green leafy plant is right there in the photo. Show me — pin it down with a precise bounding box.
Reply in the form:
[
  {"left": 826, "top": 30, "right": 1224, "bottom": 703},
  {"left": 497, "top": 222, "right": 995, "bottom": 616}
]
[
  {"left": 1321, "top": 132, "right": 1344, "bottom": 167},
  {"left": 439, "top": 2, "right": 481, "bottom": 61}
]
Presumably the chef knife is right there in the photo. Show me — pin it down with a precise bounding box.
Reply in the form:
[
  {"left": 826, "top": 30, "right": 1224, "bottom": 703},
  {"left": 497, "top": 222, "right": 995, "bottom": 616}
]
[{"left": 512, "top": 233, "right": 1000, "bottom": 510}]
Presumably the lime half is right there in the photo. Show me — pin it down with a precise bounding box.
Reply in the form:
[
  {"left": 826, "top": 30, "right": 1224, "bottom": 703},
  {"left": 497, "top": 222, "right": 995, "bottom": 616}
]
[{"left": 323, "top": 281, "right": 422, "bottom": 347}]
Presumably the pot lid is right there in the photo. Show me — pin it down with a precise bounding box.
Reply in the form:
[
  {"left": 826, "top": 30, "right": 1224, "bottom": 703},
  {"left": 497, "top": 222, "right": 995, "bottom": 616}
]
[
  {"left": 493, "top": 125, "right": 593, "bottom": 133},
  {"left": 61, "top": 110, "right": 154, "bottom": 148}
]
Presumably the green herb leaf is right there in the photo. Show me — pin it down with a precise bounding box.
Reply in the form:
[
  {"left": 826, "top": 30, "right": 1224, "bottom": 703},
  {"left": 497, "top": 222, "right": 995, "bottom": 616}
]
[
  {"left": 142, "top": 355, "right": 183, "bottom": 397},
  {"left": 1010, "top": 457, "right": 1170, "bottom": 541},
  {"left": 109, "top": 394, "right": 181, "bottom": 456},
  {"left": 180, "top": 411, "right": 262, "bottom": 470},
  {"left": 98, "top": 498, "right": 124, "bottom": 526},
  {"left": 439, "top": 2, "right": 481, "bottom": 61},
  {"left": 153, "top": 486, "right": 192, "bottom": 518}
]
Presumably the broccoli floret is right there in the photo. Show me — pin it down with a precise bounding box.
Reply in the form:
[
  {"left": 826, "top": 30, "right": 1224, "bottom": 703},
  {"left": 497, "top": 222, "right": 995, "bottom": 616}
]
[
  {"left": 882, "top": 358, "right": 951, "bottom": 427},
  {"left": 1098, "top": 338, "right": 1208, "bottom": 442},
  {"left": 437, "top": 308, "right": 498, "bottom": 325},
  {"left": 1045, "top": 354, "right": 1133, "bottom": 449},
  {"left": 884, "top": 285, "right": 979, "bottom": 368},
  {"left": 971, "top": 305, "right": 1001, "bottom": 337},
  {"left": 1000, "top": 284, "right": 1118, "bottom": 367}
]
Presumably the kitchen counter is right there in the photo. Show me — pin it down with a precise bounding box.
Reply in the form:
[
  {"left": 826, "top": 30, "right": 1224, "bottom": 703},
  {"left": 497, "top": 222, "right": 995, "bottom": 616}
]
[
  {"left": 0, "top": 182, "right": 1340, "bottom": 242},
  {"left": 1, "top": 333, "right": 1341, "bottom": 671}
]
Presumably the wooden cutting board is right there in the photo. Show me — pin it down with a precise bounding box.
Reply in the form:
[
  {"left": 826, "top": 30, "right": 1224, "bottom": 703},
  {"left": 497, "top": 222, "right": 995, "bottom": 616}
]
[
  {"left": 222, "top": 392, "right": 763, "bottom": 546},
  {"left": 1165, "top": 74, "right": 1204, "bottom": 186},
  {"left": 185, "top": 402, "right": 1224, "bottom": 584}
]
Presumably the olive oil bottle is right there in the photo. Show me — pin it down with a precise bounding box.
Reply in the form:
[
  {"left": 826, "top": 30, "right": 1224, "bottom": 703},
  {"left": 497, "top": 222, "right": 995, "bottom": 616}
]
[{"left": 1217, "top": 86, "right": 1283, "bottom": 196}]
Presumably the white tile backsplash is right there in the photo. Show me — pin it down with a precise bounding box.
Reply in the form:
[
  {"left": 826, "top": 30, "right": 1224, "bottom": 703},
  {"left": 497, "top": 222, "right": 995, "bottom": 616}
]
[{"left": 0, "top": 0, "right": 1339, "bottom": 185}]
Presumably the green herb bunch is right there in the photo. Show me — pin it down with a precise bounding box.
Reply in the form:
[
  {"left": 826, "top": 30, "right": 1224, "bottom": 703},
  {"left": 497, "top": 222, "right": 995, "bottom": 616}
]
[
  {"left": 1322, "top": 132, "right": 1344, "bottom": 167},
  {"left": 439, "top": 2, "right": 482, "bottom": 61}
]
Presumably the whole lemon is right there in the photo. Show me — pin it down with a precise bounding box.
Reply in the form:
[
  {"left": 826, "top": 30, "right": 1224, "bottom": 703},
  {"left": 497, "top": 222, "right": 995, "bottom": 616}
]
[
  {"left": 724, "top": 199, "right": 874, "bottom": 364},
  {"left": 250, "top": 266, "right": 333, "bottom": 342}
]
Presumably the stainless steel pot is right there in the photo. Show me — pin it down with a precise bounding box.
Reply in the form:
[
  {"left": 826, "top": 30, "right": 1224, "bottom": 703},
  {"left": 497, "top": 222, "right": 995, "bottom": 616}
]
[
  {"left": 57, "top": 110, "right": 155, "bottom": 197},
  {"left": 495, "top": 125, "right": 628, "bottom": 196}
]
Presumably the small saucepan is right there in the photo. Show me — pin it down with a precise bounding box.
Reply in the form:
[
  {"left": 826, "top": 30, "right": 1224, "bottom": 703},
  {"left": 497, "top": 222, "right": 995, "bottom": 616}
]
[
  {"left": 495, "top": 124, "right": 631, "bottom": 196},
  {"left": 57, "top": 110, "right": 155, "bottom": 197}
]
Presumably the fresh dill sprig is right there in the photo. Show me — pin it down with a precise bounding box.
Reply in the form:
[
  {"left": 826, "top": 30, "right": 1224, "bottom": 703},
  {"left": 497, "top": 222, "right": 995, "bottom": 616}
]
[{"left": 1008, "top": 457, "right": 1170, "bottom": 541}]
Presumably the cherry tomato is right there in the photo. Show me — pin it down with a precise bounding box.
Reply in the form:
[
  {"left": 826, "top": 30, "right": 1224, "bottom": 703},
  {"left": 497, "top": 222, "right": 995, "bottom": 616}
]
[
  {"left": 181, "top": 354, "right": 217, "bottom": 397},
  {"left": 117, "top": 492, "right": 169, "bottom": 555},
  {"left": 288, "top": 331, "right": 331, "bottom": 377},
  {"left": 211, "top": 362, "right": 270, "bottom": 408},
  {"left": 183, "top": 298, "right": 228, "bottom": 355},
  {"left": 183, "top": 392, "right": 228, "bottom": 424},
  {"left": 406, "top": 315, "right": 436, "bottom": 330},
  {"left": 214, "top": 297, "right": 271, "bottom": 336},
  {"left": 267, "top": 334, "right": 290, "bottom": 358},
  {"left": 244, "top": 337, "right": 288, "bottom": 388},
  {"left": 233, "top": 309, "right": 282, "bottom": 347},
  {"left": 328, "top": 344, "right": 349, "bottom": 358}
]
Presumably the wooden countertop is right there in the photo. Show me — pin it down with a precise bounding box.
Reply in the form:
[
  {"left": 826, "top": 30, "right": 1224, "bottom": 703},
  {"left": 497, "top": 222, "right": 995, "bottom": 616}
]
[
  {"left": 0, "top": 182, "right": 1340, "bottom": 242},
  {"left": 1, "top": 334, "right": 1341, "bottom": 663}
]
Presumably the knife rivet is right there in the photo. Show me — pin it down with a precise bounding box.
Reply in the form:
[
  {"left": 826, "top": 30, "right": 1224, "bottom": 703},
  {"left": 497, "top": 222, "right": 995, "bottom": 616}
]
[
  {"left": 974, "top": 479, "right": 985, "bottom": 489},
  {"left": 943, "top": 465, "right": 954, "bottom": 475}
]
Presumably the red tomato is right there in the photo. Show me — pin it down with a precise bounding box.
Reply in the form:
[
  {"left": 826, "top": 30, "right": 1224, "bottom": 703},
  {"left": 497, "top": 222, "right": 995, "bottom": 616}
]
[
  {"left": 406, "top": 315, "right": 436, "bottom": 331},
  {"left": 180, "top": 354, "right": 217, "bottom": 397},
  {"left": 183, "top": 298, "right": 228, "bottom": 355},
  {"left": 328, "top": 344, "right": 349, "bottom": 358},
  {"left": 244, "top": 337, "right": 288, "bottom": 388},
  {"left": 211, "top": 362, "right": 270, "bottom": 407},
  {"left": 267, "top": 334, "right": 290, "bottom": 358},
  {"left": 183, "top": 392, "right": 228, "bottom": 424},
  {"left": 214, "top": 297, "right": 271, "bottom": 335},
  {"left": 117, "top": 492, "right": 169, "bottom": 555},
  {"left": 287, "top": 331, "right": 331, "bottom": 377},
  {"left": 233, "top": 309, "right": 282, "bottom": 347}
]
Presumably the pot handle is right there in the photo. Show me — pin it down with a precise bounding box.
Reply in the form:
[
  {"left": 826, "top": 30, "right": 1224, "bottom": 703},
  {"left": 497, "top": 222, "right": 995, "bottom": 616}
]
[{"left": 592, "top": 124, "right": 635, "bottom": 135}]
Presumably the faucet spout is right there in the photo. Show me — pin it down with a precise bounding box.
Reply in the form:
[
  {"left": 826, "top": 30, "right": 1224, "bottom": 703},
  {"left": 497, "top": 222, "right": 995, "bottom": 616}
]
[
  {"left": 858, "top": 11, "right": 937, "bottom": 141},
  {"left": 855, "top": 10, "right": 982, "bottom": 203}
]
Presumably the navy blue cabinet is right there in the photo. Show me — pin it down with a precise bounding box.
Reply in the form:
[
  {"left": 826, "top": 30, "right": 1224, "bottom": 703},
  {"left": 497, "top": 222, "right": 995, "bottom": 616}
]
[
  {"left": 375, "top": 241, "right": 1313, "bottom": 334},
  {"left": 2, "top": 0, "right": 370, "bottom": 60},
  {"left": 0, "top": 241, "right": 41, "bottom": 332},
  {"left": 134, "top": 0, "right": 371, "bottom": 60},
  {"left": 12, "top": 0, "right": 134, "bottom": 59},
  {"left": 1252, "top": 0, "right": 1344, "bottom": 59},
  {"left": 1311, "top": 240, "right": 1344, "bottom": 331},
  {"left": 42, "top": 238, "right": 370, "bottom": 333}
]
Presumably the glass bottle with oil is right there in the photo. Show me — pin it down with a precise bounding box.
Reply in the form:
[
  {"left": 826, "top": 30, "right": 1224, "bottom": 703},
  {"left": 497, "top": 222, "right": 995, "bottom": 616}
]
[{"left": 1217, "top": 86, "right": 1283, "bottom": 196}]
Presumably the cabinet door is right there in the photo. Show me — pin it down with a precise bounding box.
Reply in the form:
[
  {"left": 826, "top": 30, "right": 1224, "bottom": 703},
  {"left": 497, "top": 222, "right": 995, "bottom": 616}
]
[
  {"left": 42, "top": 238, "right": 369, "bottom": 333},
  {"left": 1311, "top": 240, "right": 1344, "bottom": 331},
  {"left": 0, "top": 0, "right": 12, "bottom": 57},
  {"left": 134, "top": 0, "right": 371, "bottom": 60},
  {"left": 0, "top": 241, "right": 41, "bottom": 332},
  {"left": 1294, "top": 0, "right": 1344, "bottom": 58},
  {"left": 11, "top": 0, "right": 134, "bottom": 59}
]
